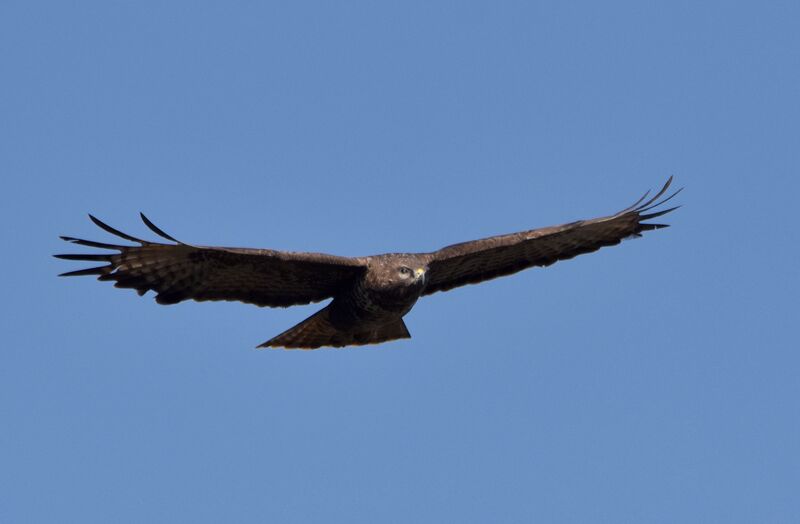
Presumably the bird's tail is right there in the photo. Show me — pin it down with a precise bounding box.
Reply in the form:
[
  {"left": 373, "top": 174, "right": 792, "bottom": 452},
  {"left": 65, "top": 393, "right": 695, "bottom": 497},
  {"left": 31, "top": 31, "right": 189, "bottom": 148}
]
[{"left": 258, "top": 306, "right": 411, "bottom": 350}]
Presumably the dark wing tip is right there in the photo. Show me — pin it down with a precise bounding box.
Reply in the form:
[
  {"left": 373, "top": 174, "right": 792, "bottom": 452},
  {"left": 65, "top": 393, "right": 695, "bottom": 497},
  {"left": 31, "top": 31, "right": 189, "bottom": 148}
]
[
  {"left": 88, "top": 214, "right": 149, "bottom": 244},
  {"left": 140, "top": 213, "right": 182, "bottom": 244},
  {"left": 635, "top": 177, "right": 673, "bottom": 211},
  {"left": 638, "top": 223, "right": 670, "bottom": 232},
  {"left": 638, "top": 186, "right": 683, "bottom": 214},
  {"left": 58, "top": 266, "right": 111, "bottom": 277},
  {"left": 632, "top": 178, "right": 682, "bottom": 230},
  {"left": 623, "top": 190, "right": 651, "bottom": 212},
  {"left": 59, "top": 236, "right": 127, "bottom": 250},
  {"left": 640, "top": 205, "right": 681, "bottom": 221},
  {"left": 618, "top": 177, "right": 682, "bottom": 218},
  {"left": 53, "top": 253, "right": 112, "bottom": 261}
]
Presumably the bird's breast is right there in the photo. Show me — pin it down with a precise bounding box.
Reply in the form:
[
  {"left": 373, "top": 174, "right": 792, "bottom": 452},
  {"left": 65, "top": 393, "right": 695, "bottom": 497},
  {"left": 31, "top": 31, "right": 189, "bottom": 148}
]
[{"left": 332, "top": 278, "right": 420, "bottom": 326}]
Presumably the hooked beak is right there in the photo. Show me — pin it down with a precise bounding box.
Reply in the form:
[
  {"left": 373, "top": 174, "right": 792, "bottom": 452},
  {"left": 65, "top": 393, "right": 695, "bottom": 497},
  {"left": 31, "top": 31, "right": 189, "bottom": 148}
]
[{"left": 415, "top": 267, "right": 427, "bottom": 284}]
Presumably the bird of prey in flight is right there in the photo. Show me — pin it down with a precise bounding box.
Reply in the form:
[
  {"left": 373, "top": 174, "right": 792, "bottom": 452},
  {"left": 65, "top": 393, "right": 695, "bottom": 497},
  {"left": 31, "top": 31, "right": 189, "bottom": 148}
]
[{"left": 56, "top": 178, "right": 680, "bottom": 349}]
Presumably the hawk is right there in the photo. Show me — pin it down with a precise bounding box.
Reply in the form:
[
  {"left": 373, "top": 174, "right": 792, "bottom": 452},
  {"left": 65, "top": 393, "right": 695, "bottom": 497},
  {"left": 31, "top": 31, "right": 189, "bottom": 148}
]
[{"left": 56, "top": 178, "right": 680, "bottom": 349}]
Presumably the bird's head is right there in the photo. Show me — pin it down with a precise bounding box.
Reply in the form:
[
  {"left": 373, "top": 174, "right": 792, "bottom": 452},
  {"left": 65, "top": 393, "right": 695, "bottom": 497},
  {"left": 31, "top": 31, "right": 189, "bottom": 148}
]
[
  {"left": 395, "top": 264, "right": 428, "bottom": 287},
  {"left": 366, "top": 255, "right": 429, "bottom": 294}
]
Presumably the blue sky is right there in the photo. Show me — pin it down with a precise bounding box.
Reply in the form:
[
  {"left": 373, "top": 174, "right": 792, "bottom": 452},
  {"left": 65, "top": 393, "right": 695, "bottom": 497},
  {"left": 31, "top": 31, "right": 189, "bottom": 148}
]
[{"left": 2, "top": 1, "right": 798, "bottom": 522}]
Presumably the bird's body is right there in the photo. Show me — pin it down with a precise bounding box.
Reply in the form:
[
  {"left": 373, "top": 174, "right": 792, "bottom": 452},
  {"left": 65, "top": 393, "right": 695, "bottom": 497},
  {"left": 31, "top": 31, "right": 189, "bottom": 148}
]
[
  {"left": 272, "top": 254, "right": 429, "bottom": 348},
  {"left": 56, "top": 178, "right": 681, "bottom": 349}
]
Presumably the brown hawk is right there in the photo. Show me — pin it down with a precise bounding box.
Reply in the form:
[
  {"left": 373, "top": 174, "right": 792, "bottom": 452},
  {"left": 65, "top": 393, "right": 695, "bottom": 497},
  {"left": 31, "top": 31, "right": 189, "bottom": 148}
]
[{"left": 56, "top": 178, "right": 680, "bottom": 349}]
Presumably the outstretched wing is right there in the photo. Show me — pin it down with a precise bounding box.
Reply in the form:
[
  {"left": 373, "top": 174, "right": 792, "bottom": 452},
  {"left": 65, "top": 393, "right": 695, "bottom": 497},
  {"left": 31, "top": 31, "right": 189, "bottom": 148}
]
[
  {"left": 56, "top": 214, "right": 367, "bottom": 307},
  {"left": 423, "top": 177, "right": 681, "bottom": 295}
]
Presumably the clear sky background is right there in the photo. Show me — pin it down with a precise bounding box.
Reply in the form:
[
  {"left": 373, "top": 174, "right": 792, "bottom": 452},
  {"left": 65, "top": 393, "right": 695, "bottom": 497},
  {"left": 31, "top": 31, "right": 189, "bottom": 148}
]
[{"left": 2, "top": 1, "right": 798, "bottom": 522}]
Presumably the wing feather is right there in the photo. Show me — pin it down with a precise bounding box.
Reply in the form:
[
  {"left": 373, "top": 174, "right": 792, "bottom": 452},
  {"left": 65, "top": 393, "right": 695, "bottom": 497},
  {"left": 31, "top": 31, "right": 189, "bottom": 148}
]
[
  {"left": 56, "top": 215, "right": 367, "bottom": 307},
  {"left": 423, "top": 178, "right": 681, "bottom": 295}
]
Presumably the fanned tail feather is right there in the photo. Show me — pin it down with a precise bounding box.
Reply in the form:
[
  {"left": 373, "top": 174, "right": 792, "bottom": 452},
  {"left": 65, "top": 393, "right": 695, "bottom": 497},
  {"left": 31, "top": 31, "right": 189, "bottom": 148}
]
[{"left": 258, "top": 306, "right": 411, "bottom": 350}]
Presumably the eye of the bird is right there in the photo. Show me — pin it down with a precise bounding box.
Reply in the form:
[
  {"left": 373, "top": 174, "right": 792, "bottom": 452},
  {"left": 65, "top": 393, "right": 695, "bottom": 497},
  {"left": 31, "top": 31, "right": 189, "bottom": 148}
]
[{"left": 398, "top": 266, "right": 411, "bottom": 276}]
